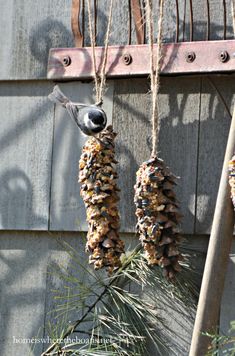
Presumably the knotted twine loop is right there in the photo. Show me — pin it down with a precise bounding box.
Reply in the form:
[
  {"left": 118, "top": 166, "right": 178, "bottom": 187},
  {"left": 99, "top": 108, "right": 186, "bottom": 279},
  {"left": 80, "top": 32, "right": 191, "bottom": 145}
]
[
  {"left": 145, "top": 0, "right": 164, "bottom": 156},
  {"left": 87, "top": 0, "right": 113, "bottom": 106}
]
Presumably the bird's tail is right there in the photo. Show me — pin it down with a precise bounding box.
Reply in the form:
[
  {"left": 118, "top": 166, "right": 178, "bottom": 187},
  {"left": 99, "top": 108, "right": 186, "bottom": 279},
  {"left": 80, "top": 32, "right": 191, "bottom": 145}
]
[{"left": 48, "top": 85, "right": 70, "bottom": 107}]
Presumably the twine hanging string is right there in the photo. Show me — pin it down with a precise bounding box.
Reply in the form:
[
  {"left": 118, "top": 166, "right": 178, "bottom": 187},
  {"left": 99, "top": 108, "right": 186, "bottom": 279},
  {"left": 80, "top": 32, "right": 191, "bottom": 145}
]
[
  {"left": 145, "top": 0, "right": 164, "bottom": 156},
  {"left": 87, "top": 0, "right": 113, "bottom": 106}
]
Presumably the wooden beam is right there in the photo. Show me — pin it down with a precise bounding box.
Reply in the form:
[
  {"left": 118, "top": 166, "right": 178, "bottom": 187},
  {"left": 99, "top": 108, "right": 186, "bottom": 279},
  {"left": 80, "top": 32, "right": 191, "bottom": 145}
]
[{"left": 189, "top": 104, "right": 235, "bottom": 355}]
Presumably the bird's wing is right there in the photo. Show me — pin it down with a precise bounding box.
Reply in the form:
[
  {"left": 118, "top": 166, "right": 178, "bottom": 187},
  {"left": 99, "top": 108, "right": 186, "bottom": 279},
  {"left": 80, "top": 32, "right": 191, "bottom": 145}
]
[
  {"left": 65, "top": 103, "right": 80, "bottom": 128},
  {"left": 72, "top": 102, "right": 89, "bottom": 108}
]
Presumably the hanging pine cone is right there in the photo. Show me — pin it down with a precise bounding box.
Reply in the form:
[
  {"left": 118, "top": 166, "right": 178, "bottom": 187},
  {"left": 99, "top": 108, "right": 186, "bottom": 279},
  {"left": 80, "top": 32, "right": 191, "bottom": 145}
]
[
  {"left": 78, "top": 125, "right": 125, "bottom": 274},
  {"left": 228, "top": 155, "right": 235, "bottom": 210},
  {"left": 134, "top": 155, "right": 183, "bottom": 279}
]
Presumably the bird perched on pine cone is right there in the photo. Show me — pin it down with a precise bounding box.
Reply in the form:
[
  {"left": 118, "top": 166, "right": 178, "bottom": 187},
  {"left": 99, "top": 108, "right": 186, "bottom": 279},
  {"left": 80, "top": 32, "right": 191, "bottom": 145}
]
[{"left": 48, "top": 85, "right": 107, "bottom": 136}]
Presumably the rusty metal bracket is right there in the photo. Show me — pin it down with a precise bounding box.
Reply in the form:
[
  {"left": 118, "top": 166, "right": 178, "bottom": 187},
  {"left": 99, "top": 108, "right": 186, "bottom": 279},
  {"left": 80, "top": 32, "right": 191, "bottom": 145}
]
[
  {"left": 71, "top": 0, "right": 83, "bottom": 47},
  {"left": 131, "top": 0, "right": 145, "bottom": 44},
  {"left": 47, "top": 40, "right": 235, "bottom": 80},
  {"left": 71, "top": 0, "right": 144, "bottom": 48}
]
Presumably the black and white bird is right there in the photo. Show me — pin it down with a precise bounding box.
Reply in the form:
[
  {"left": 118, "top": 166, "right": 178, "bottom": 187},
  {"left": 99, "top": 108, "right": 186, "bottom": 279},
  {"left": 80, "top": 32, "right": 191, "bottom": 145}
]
[{"left": 48, "top": 85, "right": 107, "bottom": 136}]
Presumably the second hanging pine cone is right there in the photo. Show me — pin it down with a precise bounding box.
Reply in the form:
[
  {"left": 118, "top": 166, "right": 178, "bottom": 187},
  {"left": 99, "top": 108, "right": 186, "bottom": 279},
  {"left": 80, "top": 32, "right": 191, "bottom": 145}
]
[{"left": 134, "top": 156, "right": 183, "bottom": 279}]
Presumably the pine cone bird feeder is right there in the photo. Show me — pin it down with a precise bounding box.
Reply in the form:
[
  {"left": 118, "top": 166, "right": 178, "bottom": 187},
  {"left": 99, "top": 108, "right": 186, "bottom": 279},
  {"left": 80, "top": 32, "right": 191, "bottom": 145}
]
[
  {"left": 134, "top": 155, "right": 183, "bottom": 279},
  {"left": 229, "top": 155, "right": 235, "bottom": 210},
  {"left": 78, "top": 126, "right": 125, "bottom": 274}
]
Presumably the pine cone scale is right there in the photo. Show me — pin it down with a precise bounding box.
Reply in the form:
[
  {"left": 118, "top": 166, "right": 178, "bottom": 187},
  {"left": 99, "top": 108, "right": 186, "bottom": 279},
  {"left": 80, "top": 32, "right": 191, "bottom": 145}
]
[{"left": 229, "top": 155, "right": 235, "bottom": 210}]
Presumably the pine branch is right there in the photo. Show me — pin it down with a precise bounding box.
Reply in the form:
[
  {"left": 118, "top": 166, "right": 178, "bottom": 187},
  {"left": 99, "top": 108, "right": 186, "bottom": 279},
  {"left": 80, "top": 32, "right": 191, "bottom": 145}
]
[
  {"left": 42, "top": 245, "right": 142, "bottom": 356},
  {"left": 42, "top": 286, "right": 108, "bottom": 355},
  {"left": 205, "top": 326, "right": 235, "bottom": 355},
  {"left": 42, "top": 241, "right": 200, "bottom": 356}
]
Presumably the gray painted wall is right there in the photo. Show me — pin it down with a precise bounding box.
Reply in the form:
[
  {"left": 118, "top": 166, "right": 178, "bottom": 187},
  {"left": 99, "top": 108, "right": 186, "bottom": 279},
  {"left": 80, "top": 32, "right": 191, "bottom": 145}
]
[{"left": 0, "top": 0, "right": 235, "bottom": 355}]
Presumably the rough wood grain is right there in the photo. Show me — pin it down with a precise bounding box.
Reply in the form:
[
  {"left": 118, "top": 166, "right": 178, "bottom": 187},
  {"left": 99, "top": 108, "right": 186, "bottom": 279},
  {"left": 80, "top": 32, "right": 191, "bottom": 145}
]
[
  {"left": 96, "top": 0, "right": 130, "bottom": 46},
  {"left": 177, "top": 0, "right": 234, "bottom": 42},
  {"left": 0, "top": 0, "right": 132, "bottom": 79},
  {"left": 145, "top": 0, "right": 186, "bottom": 43},
  {"left": 158, "top": 77, "right": 201, "bottom": 234},
  {"left": 206, "top": 0, "right": 234, "bottom": 40},
  {"left": 196, "top": 76, "right": 234, "bottom": 234},
  {"left": 0, "top": 1, "right": 14, "bottom": 78},
  {"left": 0, "top": 231, "right": 50, "bottom": 356},
  {"left": 0, "top": 81, "right": 54, "bottom": 230},
  {"left": 112, "top": 78, "right": 151, "bottom": 233},
  {"left": 2, "top": 1, "right": 234, "bottom": 80},
  {"left": 0, "top": 0, "right": 74, "bottom": 80},
  {"left": 1, "top": 1, "right": 235, "bottom": 355},
  {"left": 113, "top": 77, "right": 200, "bottom": 233},
  {"left": 49, "top": 81, "right": 114, "bottom": 231}
]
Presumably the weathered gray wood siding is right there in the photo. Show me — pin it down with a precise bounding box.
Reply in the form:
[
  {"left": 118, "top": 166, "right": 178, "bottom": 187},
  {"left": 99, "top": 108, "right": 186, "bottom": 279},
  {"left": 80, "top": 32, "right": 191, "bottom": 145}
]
[
  {"left": 0, "top": 77, "right": 232, "bottom": 234},
  {"left": 0, "top": 1, "right": 235, "bottom": 355},
  {"left": 0, "top": 82, "right": 54, "bottom": 230}
]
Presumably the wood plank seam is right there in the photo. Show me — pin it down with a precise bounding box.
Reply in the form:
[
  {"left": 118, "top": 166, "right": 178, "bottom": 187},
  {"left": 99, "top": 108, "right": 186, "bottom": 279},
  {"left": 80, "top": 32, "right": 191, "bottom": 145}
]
[{"left": 48, "top": 102, "right": 56, "bottom": 231}]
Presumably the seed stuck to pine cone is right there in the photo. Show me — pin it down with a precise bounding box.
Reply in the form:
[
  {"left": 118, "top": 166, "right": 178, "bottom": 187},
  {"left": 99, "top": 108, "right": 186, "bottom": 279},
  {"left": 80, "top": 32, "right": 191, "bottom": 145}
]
[
  {"left": 229, "top": 155, "right": 235, "bottom": 210},
  {"left": 134, "top": 155, "right": 183, "bottom": 279},
  {"left": 78, "top": 125, "right": 125, "bottom": 274}
]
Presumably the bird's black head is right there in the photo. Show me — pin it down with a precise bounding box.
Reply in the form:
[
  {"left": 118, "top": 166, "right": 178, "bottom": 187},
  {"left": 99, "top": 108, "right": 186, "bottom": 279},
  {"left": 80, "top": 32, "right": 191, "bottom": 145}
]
[
  {"left": 87, "top": 107, "right": 107, "bottom": 133},
  {"left": 88, "top": 110, "right": 106, "bottom": 125},
  {"left": 78, "top": 106, "right": 107, "bottom": 135}
]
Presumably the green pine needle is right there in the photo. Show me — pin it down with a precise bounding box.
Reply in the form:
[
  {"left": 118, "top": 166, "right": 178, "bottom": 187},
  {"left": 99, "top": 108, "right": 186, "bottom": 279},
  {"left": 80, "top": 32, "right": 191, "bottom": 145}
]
[
  {"left": 41, "top": 240, "right": 200, "bottom": 356},
  {"left": 205, "top": 321, "right": 235, "bottom": 355}
]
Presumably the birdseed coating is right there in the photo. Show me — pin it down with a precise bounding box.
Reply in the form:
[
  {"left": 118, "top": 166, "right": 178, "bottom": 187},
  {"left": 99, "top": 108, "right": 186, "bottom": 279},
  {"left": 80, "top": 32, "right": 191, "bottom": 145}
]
[
  {"left": 78, "top": 125, "right": 124, "bottom": 274},
  {"left": 134, "top": 156, "right": 183, "bottom": 279},
  {"left": 229, "top": 155, "right": 235, "bottom": 210}
]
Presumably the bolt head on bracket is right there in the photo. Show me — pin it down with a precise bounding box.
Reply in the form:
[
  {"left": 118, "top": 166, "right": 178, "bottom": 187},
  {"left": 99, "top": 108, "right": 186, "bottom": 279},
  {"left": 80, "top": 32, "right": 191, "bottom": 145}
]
[
  {"left": 122, "top": 53, "right": 132, "bottom": 65},
  {"left": 63, "top": 56, "right": 72, "bottom": 67},
  {"left": 219, "top": 51, "right": 229, "bottom": 63},
  {"left": 186, "top": 52, "right": 196, "bottom": 63}
]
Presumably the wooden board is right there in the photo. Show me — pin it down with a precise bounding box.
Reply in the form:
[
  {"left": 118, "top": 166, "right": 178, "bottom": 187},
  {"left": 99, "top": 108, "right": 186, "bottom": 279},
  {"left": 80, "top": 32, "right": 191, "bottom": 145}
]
[
  {"left": 112, "top": 78, "right": 151, "bottom": 232},
  {"left": 206, "top": 0, "right": 234, "bottom": 40},
  {"left": 113, "top": 77, "right": 201, "bottom": 233},
  {"left": 0, "top": 81, "right": 54, "bottom": 230},
  {"left": 162, "top": 0, "right": 186, "bottom": 43},
  {"left": 0, "top": 0, "right": 132, "bottom": 80},
  {"left": 96, "top": 0, "right": 130, "bottom": 45},
  {"left": 1, "top": 76, "right": 229, "bottom": 235},
  {"left": 158, "top": 76, "right": 201, "bottom": 234},
  {"left": 195, "top": 76, "right": 234, "bottom": 234},
  {"left": 1, "top": 0, "right": 235, "bottom": 80},
  {"left": 49, "top": 81, "right": 114, "bottom": 231},
  {"left": 0, "top": 1, "right": 14, "bottom": 79},
  {"left": 0, "top": 0, "right": 74, "bottom": 80},
  {"left": 0, "top": 231, "right": 50, "bottom": 356},
  {"left": 180, "top": 0, "right": 234, "bottom": 42},
  {"left": 0, "top": 77, "right": 231, "bottom": 234}
]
